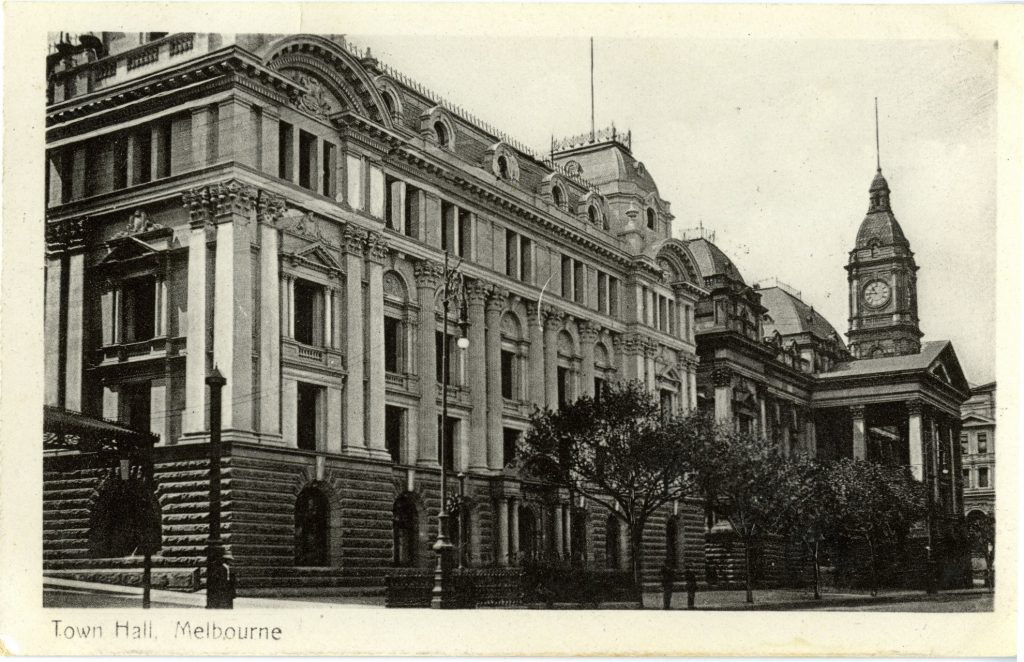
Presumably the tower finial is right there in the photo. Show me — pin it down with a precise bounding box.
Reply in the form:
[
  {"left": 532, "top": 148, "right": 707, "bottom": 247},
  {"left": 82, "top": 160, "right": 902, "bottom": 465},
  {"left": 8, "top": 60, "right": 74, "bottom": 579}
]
[
  {"left": 590, "top": 37, "right": 595, "bottom": 142},
  {"left": 875, "top": 97, "right": 881, "bottom": 172}
]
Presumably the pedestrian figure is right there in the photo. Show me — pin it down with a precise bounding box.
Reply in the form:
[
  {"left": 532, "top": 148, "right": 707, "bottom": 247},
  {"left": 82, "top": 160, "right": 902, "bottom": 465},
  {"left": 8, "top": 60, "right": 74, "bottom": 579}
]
[
  {"left": 660, "top": 564, "right": 675, "bottom": 610},
  {"left": 685, "top": 570, "right": 698, "bottom": 609}
]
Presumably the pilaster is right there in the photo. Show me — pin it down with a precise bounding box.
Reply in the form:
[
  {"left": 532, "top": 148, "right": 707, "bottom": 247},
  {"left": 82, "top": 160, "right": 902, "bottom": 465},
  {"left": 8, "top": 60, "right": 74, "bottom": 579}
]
[
  {"left": 257, "top": 192, "right": 285, "bottom": 439},
  {"left": 365, "top": 231, "right": 390, "bottom": 460},
  {"left": 851, "top": 404, "right": 867, "bottom": 460},
  {"left": 543, "top": 308, "right": 563, "bottom": 409},
  {"left": 342, "top": 225, "right": 368, "bottom": 457},
  {"left": 181, "top": 188, "right": 210, "bottom": 433},
  {"left": 579, "top": 321, "right": 600, "bottom": 398},
  {"left": 485, "top": 288, "right": 507, "bottom": 470},
  {"left": 527, "top": 303, "right": 545, "bottom": 407},
  {"left": 466, "top": 282, "right": 489, "bottom": 471},
  {"left": 413, "top": 259, "right": 443, "bottom": 466}
]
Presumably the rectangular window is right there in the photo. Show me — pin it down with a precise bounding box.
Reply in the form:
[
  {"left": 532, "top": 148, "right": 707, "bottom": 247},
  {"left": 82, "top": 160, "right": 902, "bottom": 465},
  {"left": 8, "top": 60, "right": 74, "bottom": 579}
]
[
  {"left": 296, "top": 382, "right": 321, "bottom": 451},
  {"left": 369, "top": 167, "right": 386, "bottom": 219},
  {"left": 557, "top": 366, "right": 570, "bottom": 408},
  {"left": 435, "top": 332, "right": 457, "bottom": 385},
  {"left": 501, "top": 350, "right": 515, "bottom": 399},
  {"left": 385, "top": 405, "right": 405, "bottom": 464},
  {"left": 384, "top": 316, "right": 402, "bottom": 373},
  {"left": 322, "top": 141, "right": 335, "bottom": 197},
  {"left": 384, "top": 175, "right": 397, "bottom": 230},
  {"left": 561, "top": 256, "right": 573, "bottom": 300},
  {"left": 122, "top": 276, "right": 156, "bottom": 343},
  {"left": 112, "top": 134, "right": 129, "bottom": 190},
  {"left": 458, "top": 209, "right": 473, "bottom": 258},
  {"left": 506, "top": 229, "right": 518, "bottom": 278},
  {"left": 960, "top": 432, "right": 969, "bottom": 455},
  {"left": 155, "top": 121, "right": 172, "bottom": 179},
  {"left": 122, "top": 381, "right": 152, "bottom": 435},
  {"left": 660, "top": 389, "right": 674, "bottom": 420},
  {"left": 520, "top": 236, "right": 532, "bottom": 283},
  {"left": 437, "top": 415, "right": 456, "bottom": 470},
  {"left": 58, "top": 149, "right": 74, "bottom": 202},
  {"left": 962, "top": 468, "right": 971, "bottom": 488},
  {"left": 404, "top": 185, "right": 420, "bottom": 238},
  {"left": 977, "top": 432, "right": 988, "bottom": 454},
  {"left": 503, "top": 428, "right": 520, "bottom": 466},
  {"left": 597, "top": 272, "right": 608, "bottom": 314},
  {"left": 346, "top": 155, "right": 363, "bottom": 209},
  {"left": 594, "top": 377, "right": 606, "bottom": 402},
  {"left": 298, "top": 130, "right": 316, "bottom": 190},
  {"left": 609, "top": 277, "right": 620, "bottom": 316},
  {"left": 278, "top": 121, "right": 293, "bottom": 180},
  {"left": 136, "top": 127, "right": 152, "bottom": 184},
  {"left": 293, "top": 278, "right": 324, "bottom": 346},
  {"left": 441, "top": 201, "right": 455, "bottom": 253},
  {"left": 574, "top": 262, "right": 585, "bottom": 304},
  {"left": 977, "top": 467, "right": 989, "bottom": 488}
]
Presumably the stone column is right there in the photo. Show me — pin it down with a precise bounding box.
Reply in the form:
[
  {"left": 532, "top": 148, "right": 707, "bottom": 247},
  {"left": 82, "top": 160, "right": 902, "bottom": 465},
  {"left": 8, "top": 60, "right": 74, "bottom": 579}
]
[
  {"left": 908, "top": 400, "right": 924, "bottom": 480},
  {"left": 805, "top": 415, "right": 817, "bottom": 457},
  {"left": 496, "top": 498, "right": 510, "bottom": 567},
  {"left": 182, "top": 191, "right": 210, "bottom": 433},
  {"left": 486, "top": 289, "right": 507, "bottom": 470},
  {"left": 414, "top": 260, "right": 442, "bottom": 467},
  {"left": 759, "top": 393, "right": 768, "bottom": 435},
  {"left": 365, "top": 232, "right": 390, "bottom": 460},
  {"left": 342, "top": 226, "right": 367, "bottom": 456},
  {"left": 61, "top": 230, "right": 86, "bottom": 412},
  {"left": 43, "top": 224, "right": 66, "bottom": 407},
  {"left": 466, "top": 282, "right": 488, "bottom": 471},
  {"left": 543, "top": 308, "right": 562, "bottom": 409},
  {"left": 553, "top": 502, "right": 564, "bottom": 559},
  {"left": 579, "top": 322, "right": 599, "bottom": 398},
  {"left": 563, "top": 504, "right": 572, "bottom": 558},
  {"left": 851, "top": 405, "right": 867, "bottom": 460},
  {"left": 712, "top": 365, "right": 733, "bottom": 424},
  {"left": 211, "top": 182, "right": 257, "bottom": 434},
  {"left": 527, "top": 303, "right": 546, "bottom": 408},
  {"left": 688, "top": 367, "right": 698, "bottom": 410},
  {"left": 509, "top": 497, "right": 520, "bottom": 565},
  {"left": 257, "top": 194, "right": 284, "bottom": 438},
  {"left": 644, "top": 339, "right": 658, "bottom": 393}
]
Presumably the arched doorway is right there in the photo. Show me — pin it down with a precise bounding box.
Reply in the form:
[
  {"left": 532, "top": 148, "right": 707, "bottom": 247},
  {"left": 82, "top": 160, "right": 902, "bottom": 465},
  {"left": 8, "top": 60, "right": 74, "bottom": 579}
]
[
  {"left": 393, "top": 494, "right": 418, "bottom": 567},
  {"left": 605, "top": 514, "right": 621, "bottom": 570},
  {"left": 295, "top": 487, "right": 330, "bottom": 567},
  {"left": 519, "top": 506, "right": 537, "bottom": 564},
  {"left": 88, "top": 477, "right": 161, "bottom": 558}
]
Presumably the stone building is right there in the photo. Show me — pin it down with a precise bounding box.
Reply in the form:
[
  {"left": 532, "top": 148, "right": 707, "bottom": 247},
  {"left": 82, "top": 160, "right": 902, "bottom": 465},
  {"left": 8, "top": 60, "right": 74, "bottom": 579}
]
[
  {"left": 43, "top": 32, "right": 971, "bottom": 594},
  {"left": 961, "top": 381, "right": 995, "bottom": 579}
]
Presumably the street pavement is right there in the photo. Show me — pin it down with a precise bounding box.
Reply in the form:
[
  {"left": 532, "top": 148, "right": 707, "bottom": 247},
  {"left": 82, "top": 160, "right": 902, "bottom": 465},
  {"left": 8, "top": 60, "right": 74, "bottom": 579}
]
[{"left": 44, "top": 577, "right": 992, "bottom": 611}]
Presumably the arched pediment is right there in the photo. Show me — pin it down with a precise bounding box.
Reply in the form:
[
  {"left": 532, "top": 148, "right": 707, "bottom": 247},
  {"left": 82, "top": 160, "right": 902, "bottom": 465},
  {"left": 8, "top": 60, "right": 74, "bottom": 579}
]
[
  {"left": 263, "top": 35, "right": 394, "bottom": 128},
  {"left": 650, "top": 238, "right": 701, "bottom": 285}
]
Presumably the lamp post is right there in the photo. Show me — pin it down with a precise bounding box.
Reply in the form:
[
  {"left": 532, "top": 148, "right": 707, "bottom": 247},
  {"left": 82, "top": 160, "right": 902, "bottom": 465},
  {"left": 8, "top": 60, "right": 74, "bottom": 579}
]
[
  {"left": 457, "top": 472, "right": 467, "bottom": 570},
  {"left": 431, "top": 251, "right": 469, "bottom": 609},
  {"left": 205, "top": 367, "right": 234, "bottom": 609}
]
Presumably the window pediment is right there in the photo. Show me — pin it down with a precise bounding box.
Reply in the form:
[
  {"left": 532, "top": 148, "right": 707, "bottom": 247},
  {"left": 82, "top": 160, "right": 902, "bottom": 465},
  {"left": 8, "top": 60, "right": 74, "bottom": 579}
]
[{"left": 283, "top": 242, "right": 343, "bottom": 278}]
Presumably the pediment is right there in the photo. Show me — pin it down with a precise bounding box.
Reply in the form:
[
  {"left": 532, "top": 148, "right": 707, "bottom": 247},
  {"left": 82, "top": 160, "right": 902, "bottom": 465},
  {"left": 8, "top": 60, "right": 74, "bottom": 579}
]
[
  {"left": 97, "top": 236, "right": 164, "bottom": 267},
  {"left": 283, "top": 242, "right": 343, "bottom": 275},
  {"left": 961, "top": 413, "right": 995, "bottom": 426},
  {"left": 929, "top": 343, "right": 970, "bottom": 394}
]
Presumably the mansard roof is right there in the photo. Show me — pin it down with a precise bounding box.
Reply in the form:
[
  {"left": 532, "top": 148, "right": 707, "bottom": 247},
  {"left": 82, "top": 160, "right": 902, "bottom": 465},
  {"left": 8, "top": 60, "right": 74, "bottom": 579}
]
[
  {"left": 685, "top": 237, "right": 745, "bottom": 284},
  {"left": 758, "top": 286, "right": 846, "bottom": 349}
]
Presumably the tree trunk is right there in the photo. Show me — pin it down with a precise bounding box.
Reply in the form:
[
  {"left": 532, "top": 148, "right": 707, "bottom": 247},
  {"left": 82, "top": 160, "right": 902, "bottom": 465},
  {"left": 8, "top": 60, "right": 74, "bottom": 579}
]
[
  {"left": 629, "top": 525, "right": 645, "bottom": 609},
  {"left": 867, "top": 538, "right": 878, "bottom": 597},
  {"left": 812, "top": 540, "right": 821, "bottom": 600},
  {"left": 743, "top": 538, "right": 754, "bottom": 604}
]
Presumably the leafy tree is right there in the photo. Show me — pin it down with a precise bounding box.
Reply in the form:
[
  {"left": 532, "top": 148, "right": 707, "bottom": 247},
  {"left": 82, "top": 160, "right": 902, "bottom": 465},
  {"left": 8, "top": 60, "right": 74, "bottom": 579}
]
[
  {"left": 681, "top": 425, "right": 808, "bottom": 604},
  {"left": 518, "top": 380, "right": 702, "bottom": 605},
  {"left": 820, "top": 458, "right": 927, "bottom": 596},
  {"left": 966, "top": 511, "right": 995, "bottom": 588},
  {"left": 774, "top": 456, "right": 833, "bottom": 600}
]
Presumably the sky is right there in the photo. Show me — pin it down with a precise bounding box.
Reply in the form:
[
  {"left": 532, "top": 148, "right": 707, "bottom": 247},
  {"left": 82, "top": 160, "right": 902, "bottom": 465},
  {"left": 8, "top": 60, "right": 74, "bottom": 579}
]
[{"left": 356, "top": 35, "right": 997, "bottom": 384}]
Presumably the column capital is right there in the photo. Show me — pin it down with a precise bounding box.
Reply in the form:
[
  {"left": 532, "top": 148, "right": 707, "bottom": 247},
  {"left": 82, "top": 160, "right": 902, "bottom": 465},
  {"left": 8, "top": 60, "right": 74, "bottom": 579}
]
[
  {"left": 906, "top": 399, "right": 924, "bottom": 416},
  {"left": 342, "top": 224, "right": 368, "bottom": 256},
  {"left": 365, "top": 231, "right": 389, "bottom": 264},
  {"left": 256, "top": 190, "right": 287, "bottom": 226},
  {"left": 850, "top": 404, "right": 867, "bottom": 418},
  {"left": 210, "top": 179, "right": 258, "bottom": 220},
  {"left": 45, "top": 216, "right": 87, "bottom": 254},
  {"left": 543, "top": 306, "right": 564, "bottom": 331},
  {"left": 413, "top": 259, "right": 444, "bottom": 289},
  {"left": 578, "top": 321, "right": 601, "bottom": 343},
  {"left": 466, "top": 281, "right": 489, "bottom": 306},
  {"left": 643, "top": 338, "right": 661, "bottom": 359},
  {"left": 486, "top": 286, "right": 508, "bottom": 313},
  {"left": 711, "top": 364, "right": 732, "bottom": 388},
  {"left": 182, "top": 186, "right": 213, "bottom": 228},
  {"left": 526, "top": 301, "right": 543, "bottom": 323}
]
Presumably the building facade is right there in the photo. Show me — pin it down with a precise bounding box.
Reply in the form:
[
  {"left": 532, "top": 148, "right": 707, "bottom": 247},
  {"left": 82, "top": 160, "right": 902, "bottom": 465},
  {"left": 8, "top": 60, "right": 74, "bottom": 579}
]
[{"left": 43, "top": 32, "right": 970, "bottom": 594}]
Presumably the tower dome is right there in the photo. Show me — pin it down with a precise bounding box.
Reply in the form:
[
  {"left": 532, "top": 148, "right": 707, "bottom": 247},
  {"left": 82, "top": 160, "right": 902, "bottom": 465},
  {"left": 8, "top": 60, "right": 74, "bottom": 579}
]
[{"left": 855, "top": 168, "right": 910, "bottom": 250}]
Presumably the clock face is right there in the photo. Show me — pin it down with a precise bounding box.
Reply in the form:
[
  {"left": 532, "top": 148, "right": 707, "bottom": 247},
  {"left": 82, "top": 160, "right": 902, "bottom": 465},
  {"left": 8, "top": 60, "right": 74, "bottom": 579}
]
[{"left": 863, "top": 280, "right": 891, "bottom": 308}]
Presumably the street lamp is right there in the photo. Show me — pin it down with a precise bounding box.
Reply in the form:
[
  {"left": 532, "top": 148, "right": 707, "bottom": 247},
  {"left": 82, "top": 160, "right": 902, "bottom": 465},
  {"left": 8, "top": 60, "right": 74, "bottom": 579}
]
[
  {"left": 431, "top": 251, "right": 469, "bottom": 609},
  {"left": 205, "top": 367, "right": 234, "bottom": 609}
]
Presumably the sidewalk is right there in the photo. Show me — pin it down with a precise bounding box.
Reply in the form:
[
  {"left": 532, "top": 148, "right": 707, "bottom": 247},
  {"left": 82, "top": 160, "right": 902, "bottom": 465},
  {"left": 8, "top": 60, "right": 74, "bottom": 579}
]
[{"left": 640, "top": 587, "right": 993, "bottom": 611}]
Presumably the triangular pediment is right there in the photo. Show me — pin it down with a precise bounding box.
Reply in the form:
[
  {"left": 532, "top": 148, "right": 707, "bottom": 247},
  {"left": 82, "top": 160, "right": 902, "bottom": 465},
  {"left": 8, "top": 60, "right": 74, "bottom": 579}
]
[
  {"left": 97, "top": 236, "right": 163, "bottom": 266},
  {"left": 961, "top": 413, "right": 995, "bottom": 426},
  {"left": 929, "top": 342, "right": 970, "bottom": 394},
  {"left": 283, "top": 242, "right": 343, "bottom": 275}
]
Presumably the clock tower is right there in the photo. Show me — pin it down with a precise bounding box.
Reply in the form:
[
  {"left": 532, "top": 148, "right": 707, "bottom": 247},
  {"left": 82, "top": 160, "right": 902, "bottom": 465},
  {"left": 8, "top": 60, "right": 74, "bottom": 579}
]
[{"left": 846, "top": 167, "right": 922, "bottom": 359}]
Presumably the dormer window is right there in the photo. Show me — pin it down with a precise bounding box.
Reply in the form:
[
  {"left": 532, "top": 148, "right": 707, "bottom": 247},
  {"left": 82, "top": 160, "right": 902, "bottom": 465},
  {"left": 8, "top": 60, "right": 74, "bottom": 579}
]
[
  {"left": 497, "top": 155, "right": 510, "bottom": 179},
  {"left": 434, "top": 121, "right": 449, "bottom": 148},
  {"left": 646, "top": 208, "right": 656, "bottom": 230},
  {"left": 588, "top": 206, "right": 598, "bottom": 225},
  {"left": 552, "top": 185, "right": 564, "bottom": 209}
]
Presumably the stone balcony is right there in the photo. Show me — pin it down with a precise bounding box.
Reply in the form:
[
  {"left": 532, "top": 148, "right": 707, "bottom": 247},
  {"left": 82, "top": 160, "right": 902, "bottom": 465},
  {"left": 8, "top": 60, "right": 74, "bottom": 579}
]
[
  {"left": 385, "top": 371, "right": 419, "bottom": 394},
  {"left": 281, "top": 338, "right": 344, "bottom": 373},
  {"left": 93, "top": 336, "right": 185, "bottom": 366}
]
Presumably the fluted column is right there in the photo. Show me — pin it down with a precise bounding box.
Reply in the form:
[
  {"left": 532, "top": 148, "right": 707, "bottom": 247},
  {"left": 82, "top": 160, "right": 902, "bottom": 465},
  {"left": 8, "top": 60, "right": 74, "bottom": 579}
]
[
  {"left": 851, "top": 404, "right": 867, "bottom": 460},
  {"left": 256, "top": 193, "right": 284, "bottom": 439},
  {"left": 486, "top": 289, "right": 507, "bottom": 470},
  {"left": 579, "top": 322, "right": 599, "bottom": 398},
  {"left": 496, "top": 498, "right": 510, "bottom": 566},
  {"left": 509, "top": 497, "right": 520, "bottom": 565},
  {"left": 365, "top": 232, "right": 390, "bottom": 459},
  {"left": 466, "top": 282, "right": 488, "bottom": 471},
  {"left": 527, "top": 303, "right": 546, "bottom": 407},
  {"left": 908, "top": 400, "right": 923, "bottom": 480},
  {"left": 342, "top": 226, "right": 367, "bottom": 456},
  {"left": 414, "top": 260, "right": 442, "bottom": 467},
  {"left": 543, "top": 308, "right": 562, "bottom": 409},
  {"left": 182, "top": 191, "right": 210, "bottom": 433}
]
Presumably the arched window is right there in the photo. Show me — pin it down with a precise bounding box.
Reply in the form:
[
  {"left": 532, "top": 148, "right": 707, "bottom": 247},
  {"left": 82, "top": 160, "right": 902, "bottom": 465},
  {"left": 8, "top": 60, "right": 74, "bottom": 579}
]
[
  {"left": 393, "top": 494, "right": 418, "bottom": 567},
  {"left": 434, "top": 121, "right": 449, "bottom": 148},
  {"left": 552, "top": 185, "right": 564, "bottom": 209},
  {"left": 588, "top": 205, "right": 598, "bottom": 225},
  {"left": 295, "top": 487, "right": 330, "bottom": 567},
  {"left": 497, "top": 155, "right": 510, "bottom": 179},
  {"left": 381, "top": 91, "right": 396, "bottom": 117},
  {"left": 518, "top": 506, "right": 537, "bottom": 564},
  {"left": 605, "top": 513, "right": 621, "bottom": 570},
  {"left": 646, "top": 208, "right": 656, "bottom": 230}
]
